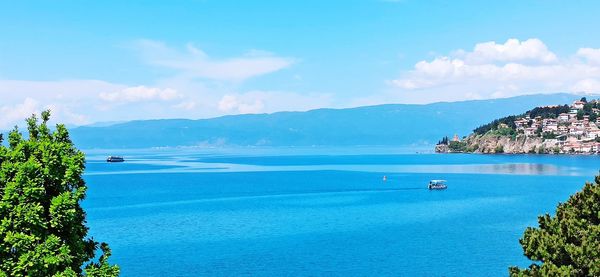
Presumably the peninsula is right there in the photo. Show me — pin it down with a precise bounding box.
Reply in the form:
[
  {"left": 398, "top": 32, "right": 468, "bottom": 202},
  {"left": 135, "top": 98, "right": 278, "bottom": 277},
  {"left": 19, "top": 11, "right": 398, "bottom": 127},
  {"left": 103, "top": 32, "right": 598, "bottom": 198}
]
[{"left": 436, "top": 97, "right": 600, "bottom": 154}]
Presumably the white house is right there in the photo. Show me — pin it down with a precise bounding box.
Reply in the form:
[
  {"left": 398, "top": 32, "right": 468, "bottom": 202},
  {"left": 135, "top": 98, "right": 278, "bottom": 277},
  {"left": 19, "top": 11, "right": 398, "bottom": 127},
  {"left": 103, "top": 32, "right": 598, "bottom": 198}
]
[
  {"left": 580, "top": 143, "right": 593, "bottom": 153},
  {"left": 558, "top": 126, "right": 568, "bottom": 134},
  {"left": 542, "top": 118, "right": 557, "bottom": 126},
  {"left": 558, "top": 113, "right": 569, "bottom": 122},
  {"left": 587, "top": 130, "right": 600, "bottom": 140},
  {"left": 569, "top": 124, "right": 585, "bottom": 135},
  {"left": 514, "top": 119, "right": 528, "bottom": 130},
  {"left": 525, "top": 127, "right": 536, "bottom": 136},
  {"left": 543, "top": 124, "right": 558, "bottom": 133},
  {"left": 572, "top": 100, "right": 585, "bottom": 109}
]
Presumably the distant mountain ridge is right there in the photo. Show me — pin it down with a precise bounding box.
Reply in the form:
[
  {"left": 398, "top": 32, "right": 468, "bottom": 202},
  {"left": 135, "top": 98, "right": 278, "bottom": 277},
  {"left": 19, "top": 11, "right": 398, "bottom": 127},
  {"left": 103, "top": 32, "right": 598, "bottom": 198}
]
[{"left": 69, "top": 93, "right": 588, "bottom": 149}]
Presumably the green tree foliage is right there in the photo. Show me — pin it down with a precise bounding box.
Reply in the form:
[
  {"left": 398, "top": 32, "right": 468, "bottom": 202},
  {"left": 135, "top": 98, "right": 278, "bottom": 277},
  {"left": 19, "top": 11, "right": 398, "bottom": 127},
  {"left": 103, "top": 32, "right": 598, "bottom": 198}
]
[
  {"left": 542, "top": 132, "right": 557, "bottom": 140},
  {"left": 552, "top": 146, "right": 561, "bottom": 154},
  {"left": 528, "top": 146, "right": 537, "bottom": 154},
  {"left": 437, "top": 136, "right": 449, "bottom": 145},
  {"left": 583, "top": 103, "right": 593, "bottom": 114},
  {"left": 494, "top": 145, "right": 504, "bottom": 153},
  {"left": 537, "top": 145, "right": 546, "bottom": 154},
  {"left": 576, "top": 110, "right": 584, "bottom": 120},
  {"left": 491, "top": 126, "right": 516, "bottom": 137},
  {"left": 472, "top": 104, "right": 592, "bottom": 136},
  {"left": 473, "top": 115, "right": 519, "bottom": 135},
  {"left": 509, "top": 174, "right": 600, "bottom": 276},
  {"left": 535, "top": 126, "right": 543, "bottom": 137},
  {"left": 447, "top": 141, "right": 467, "bottom": 152},
  {"left": 528, "top": 105, "right": 570, "bottom": 119},
  {"left": 0, "top": 111, "right": 119, "bottom": 277},
  {"left": 579, "top": 102, "right": 599, "bottom": 122}
]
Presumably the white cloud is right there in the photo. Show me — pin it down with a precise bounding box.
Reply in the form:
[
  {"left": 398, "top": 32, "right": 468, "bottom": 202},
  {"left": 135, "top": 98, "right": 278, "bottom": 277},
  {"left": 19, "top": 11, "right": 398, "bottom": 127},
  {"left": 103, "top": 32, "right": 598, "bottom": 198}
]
[
  {"left": 0, "top": 77, "right": 340, "bottom": 128},
  {"left": 0, "top": 98, "right": 41, "bottom": 129},
  {"left": 0, "top": 96, "right": 90, "bottom": 131},
  {"left": 0, "top": 80, "right": 121, "bottom": 128},
  {"left": 571, "top": 78, "right": 600, "bottom": 92},
  {"left": 218, "top": 95, "right": 264, "bottom": 114},
  {"left": 461, "top": 38, "right": 557, "bottom": 64},
  {"left": 217, "top": 91, "right": 334, "bottom": 115},
  {"left": 99, "top": 86, "right": 180, "bottom": 103},
  {"left": 577, "top": 47, "right": 600, "bottom": 65},
  {"left": 134, "top": 39, "right": 295, "bottom": 82},
  {"left": 0, "top": 80, "right": 192, "bottom": 128},
  {"left": 173, "top": 101, "right": 197, "bottom": 110},
  {"left": 13, "top": 38, "right": 600, "bottom": 127},
  {"left": 391, "top": 38, "right": 600, "bottom": 103}
]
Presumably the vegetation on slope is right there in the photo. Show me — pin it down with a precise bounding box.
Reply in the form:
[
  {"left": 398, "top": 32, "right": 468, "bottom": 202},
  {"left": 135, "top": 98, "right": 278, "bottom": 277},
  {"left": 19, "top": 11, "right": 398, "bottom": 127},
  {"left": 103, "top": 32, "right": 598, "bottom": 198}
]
[{"left": 472, "top": 105, "right": 571, "bottom": 135}]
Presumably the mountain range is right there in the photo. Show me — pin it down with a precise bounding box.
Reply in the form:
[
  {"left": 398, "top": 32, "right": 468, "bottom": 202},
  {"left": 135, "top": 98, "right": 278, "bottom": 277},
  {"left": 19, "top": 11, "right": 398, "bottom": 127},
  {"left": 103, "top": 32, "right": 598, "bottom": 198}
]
[{"left": 68, "top": 93, "right": 586, "bottom": 149}]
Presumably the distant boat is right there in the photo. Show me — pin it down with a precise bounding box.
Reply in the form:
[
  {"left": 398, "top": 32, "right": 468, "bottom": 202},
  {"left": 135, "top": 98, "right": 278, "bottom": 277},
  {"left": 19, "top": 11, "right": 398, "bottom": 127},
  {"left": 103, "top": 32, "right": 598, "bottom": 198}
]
[
  {"left": 106, "top": 156, "right": 125, "bottom": 163},
  {"left": 428, "top": 180, "right": 447, "bottom": 190}
]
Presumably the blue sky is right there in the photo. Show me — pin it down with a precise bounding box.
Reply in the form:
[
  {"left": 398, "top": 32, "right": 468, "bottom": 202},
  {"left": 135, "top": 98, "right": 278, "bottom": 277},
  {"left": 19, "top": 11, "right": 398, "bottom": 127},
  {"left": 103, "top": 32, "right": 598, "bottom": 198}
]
[{"left": 2, "top": 0, "right": 600, "bottom": 127}]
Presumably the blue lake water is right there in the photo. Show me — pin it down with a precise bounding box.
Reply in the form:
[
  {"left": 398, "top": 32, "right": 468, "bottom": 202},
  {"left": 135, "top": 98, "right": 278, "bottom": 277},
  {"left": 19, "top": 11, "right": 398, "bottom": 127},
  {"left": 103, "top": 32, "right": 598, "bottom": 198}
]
[{"left": 82, "top": 148, "right": 600, "bottom": 276}]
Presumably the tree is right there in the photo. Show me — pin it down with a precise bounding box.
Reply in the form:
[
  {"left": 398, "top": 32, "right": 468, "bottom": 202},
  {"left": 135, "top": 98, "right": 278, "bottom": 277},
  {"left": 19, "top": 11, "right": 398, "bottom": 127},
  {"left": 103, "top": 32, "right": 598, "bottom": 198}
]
[
  {"left": 509, "top": 174, "right": 600, "bottom": 276},
  {"left": 437, "top": 136, "right": 449, "bottom": 145},
  {"left": 552, "top": 146, "right": 561, "bottom": 154},
  {"left": 583, "top": 103, "right": 593, "bottom": 114},
  {"left": 448, "top": 141, "right": 467, "bottom": 152},
  {"left": 577, "top": 110, "right": 584, "bottom": 120},
  {"left": 0, "top": 111, "right": 119, "bottom": 277},
  {"left": 472, "top": 105, "right": 570, "bottom": 136}
]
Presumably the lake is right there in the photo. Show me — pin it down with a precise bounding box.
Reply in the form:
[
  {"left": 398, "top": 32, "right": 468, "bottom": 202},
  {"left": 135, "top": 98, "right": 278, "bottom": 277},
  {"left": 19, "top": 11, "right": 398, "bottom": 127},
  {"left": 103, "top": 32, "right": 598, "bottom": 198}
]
[{"left": 82, "top": 147, "right": 599, "bottom": 276}]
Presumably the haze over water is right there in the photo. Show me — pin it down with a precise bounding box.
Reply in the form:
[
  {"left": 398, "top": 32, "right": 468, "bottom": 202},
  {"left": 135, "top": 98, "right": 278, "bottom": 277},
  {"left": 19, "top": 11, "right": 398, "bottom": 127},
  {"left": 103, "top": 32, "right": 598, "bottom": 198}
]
[{"left": 82, "top": 148, "right": 597, "bottom": 276}]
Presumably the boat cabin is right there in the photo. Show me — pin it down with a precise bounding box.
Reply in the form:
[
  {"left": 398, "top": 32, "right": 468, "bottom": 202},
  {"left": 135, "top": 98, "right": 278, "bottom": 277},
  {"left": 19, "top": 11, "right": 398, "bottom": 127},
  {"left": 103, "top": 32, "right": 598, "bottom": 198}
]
[
  {"left": 428, "top": 180, "right": 447, "bottom": 190},
  {"left": 106, "top": 156, "right": 125, "bottom": 163}
]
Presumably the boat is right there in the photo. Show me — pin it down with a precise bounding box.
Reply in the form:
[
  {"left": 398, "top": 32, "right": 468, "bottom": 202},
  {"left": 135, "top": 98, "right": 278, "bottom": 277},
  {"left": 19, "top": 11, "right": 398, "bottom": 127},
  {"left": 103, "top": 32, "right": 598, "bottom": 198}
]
[
  {"left": 428, "top": 180, "right": 447, "bottom": 190},
  {"left": 106, "top": 156, "right": 125, "bottom": 163}
]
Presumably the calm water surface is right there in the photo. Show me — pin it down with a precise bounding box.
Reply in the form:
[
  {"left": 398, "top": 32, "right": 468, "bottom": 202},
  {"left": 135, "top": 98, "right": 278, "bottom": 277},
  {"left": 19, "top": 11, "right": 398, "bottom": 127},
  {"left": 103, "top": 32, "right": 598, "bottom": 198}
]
[{"left": 82, "top": 148, "right": 600, "bottom": 276}]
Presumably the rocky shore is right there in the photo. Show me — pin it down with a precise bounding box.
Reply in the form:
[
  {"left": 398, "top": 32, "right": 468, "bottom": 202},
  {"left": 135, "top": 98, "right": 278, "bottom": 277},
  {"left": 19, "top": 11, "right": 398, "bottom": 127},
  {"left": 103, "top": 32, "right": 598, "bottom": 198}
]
[{"left": 441, "top": 134, "right": 547, "bottom": 154}]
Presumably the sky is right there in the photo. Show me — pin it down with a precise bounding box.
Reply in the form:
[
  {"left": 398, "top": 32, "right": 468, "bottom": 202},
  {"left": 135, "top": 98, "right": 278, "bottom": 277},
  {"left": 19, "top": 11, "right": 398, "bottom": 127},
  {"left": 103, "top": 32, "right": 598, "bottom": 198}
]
[{"left": 2, "top": 0, "right": 600, "bottom": 128}]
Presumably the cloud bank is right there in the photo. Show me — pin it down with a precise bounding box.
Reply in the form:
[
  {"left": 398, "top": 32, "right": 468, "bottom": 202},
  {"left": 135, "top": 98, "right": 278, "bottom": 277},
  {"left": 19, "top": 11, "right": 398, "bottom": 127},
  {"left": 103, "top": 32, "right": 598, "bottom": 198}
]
[
  {"left": 391, "top": 38, "right": 600, "bottom": 102},
  {"left": 99, "top": 86, "right": 180, "bottom": 103},
  {"left": 0, "top": 41, "right": 302, "bottom": 129},
  {"left": 0, "top": 80, "right": 180, "bottom": 129},
  {"left": 218, "top": 91, "right": 334, "bottom": 114},
  {"left": 4, "top": 38, "right": 600, "bottom": 129}
]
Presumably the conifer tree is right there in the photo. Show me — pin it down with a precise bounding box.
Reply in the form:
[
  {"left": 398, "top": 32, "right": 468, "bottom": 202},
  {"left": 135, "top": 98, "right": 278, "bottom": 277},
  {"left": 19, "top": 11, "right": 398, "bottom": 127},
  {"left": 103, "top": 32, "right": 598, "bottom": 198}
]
[{"left": 509, "top": 174, "right": 600, "bottom": 276}]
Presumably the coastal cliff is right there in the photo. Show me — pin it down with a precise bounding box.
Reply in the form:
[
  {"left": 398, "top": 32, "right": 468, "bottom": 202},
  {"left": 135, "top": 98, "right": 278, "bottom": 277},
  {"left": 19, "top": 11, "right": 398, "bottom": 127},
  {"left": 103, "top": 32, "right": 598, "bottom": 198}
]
[
  {"left": 461, "top": 134, "right": 545, "bottom": 154},
  {"left": 435, "top": 134, "right": 547, "bottom": 154},
  {"left": 434, "top": 144, "right": 449, "bottom": 153}
]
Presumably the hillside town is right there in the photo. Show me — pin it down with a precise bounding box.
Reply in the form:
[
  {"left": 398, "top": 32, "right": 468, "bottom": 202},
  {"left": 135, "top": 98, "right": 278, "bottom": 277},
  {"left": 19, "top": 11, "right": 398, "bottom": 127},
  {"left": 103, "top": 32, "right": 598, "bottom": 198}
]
[
  {"left": 512, "top": 99, "right": 600, "bottom": 153},
  {"left": 437, "top": 98, "right": 600, "bottom": 154}
]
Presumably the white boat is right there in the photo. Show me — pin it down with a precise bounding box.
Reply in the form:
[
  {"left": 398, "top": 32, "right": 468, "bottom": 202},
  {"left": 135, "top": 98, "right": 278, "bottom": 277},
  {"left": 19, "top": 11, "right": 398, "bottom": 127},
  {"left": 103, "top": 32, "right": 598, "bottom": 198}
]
[
  {"left": 106, "top": 156, "right": 125, "bottom": 163},
  {"left": 428, "top": 180, "right": 447, "bottom": 190}
]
